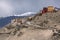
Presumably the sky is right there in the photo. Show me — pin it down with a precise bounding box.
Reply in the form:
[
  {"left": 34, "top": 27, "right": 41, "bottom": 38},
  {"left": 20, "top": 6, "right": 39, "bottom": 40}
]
[{"left": 0, "top": 0, "right": 60, "bottom": 17}]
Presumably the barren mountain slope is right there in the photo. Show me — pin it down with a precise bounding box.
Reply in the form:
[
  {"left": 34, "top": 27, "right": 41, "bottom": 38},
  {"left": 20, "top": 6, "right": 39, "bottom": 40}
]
[{"left": 0, "top": 11, "right": 60, "bottom": 40}]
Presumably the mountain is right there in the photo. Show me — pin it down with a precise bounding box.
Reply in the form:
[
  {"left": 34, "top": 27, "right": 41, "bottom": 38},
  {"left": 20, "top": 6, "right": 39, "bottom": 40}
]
[
  {"left": 0, "top": 12, "right": 36, "bottom": 28},
  {"left": 0, "top": 16, "right": 25, "bottom": 28},
  {"left": 0, "top": 10, "right": 60, "bottom": 40}
]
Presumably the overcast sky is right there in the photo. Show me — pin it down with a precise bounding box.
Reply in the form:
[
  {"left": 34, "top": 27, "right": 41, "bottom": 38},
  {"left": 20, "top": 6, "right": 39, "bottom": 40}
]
[{"left": 0, "top": 0, "right": 60, "bottom": 17}]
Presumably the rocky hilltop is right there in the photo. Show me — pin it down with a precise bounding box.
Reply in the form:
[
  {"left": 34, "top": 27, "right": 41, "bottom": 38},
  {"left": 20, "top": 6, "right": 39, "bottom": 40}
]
[{"left": 0, "top": 11, "right": 60, "bottom": 40}]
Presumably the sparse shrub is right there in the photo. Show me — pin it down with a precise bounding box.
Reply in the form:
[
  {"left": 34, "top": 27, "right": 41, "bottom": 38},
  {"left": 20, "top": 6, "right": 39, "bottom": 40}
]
[
  {"left": 17, "top": 32, "right": 23, "bottom": 36},
  {"left": 43, "top": 20, "right": 48, "bottom": 24}
]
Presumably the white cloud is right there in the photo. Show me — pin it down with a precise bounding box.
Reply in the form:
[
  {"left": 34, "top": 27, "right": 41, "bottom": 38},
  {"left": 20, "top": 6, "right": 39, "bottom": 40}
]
[
  {"left": 19, "top": 12, "right": 36, "bottom": 16},
  {"left": 0, "top": 1, "right": 14, "bottom": 17}
]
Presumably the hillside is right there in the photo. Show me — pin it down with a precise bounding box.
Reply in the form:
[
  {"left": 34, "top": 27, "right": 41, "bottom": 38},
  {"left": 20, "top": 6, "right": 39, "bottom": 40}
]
[
  {"left": 0, "top": 11, "right": 60, "bottom": 40},
  {"left": 0, "top": 16, "right": 26, "bottom": 27},
  {"left": 0, "top": 12, "right": 36, "bottom": 27}
]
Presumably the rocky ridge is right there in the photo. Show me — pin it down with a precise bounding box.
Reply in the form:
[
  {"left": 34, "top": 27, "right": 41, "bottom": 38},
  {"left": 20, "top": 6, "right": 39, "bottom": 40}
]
[{"left": 0, "top": 11, "right": 60, "bottom": 40}]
